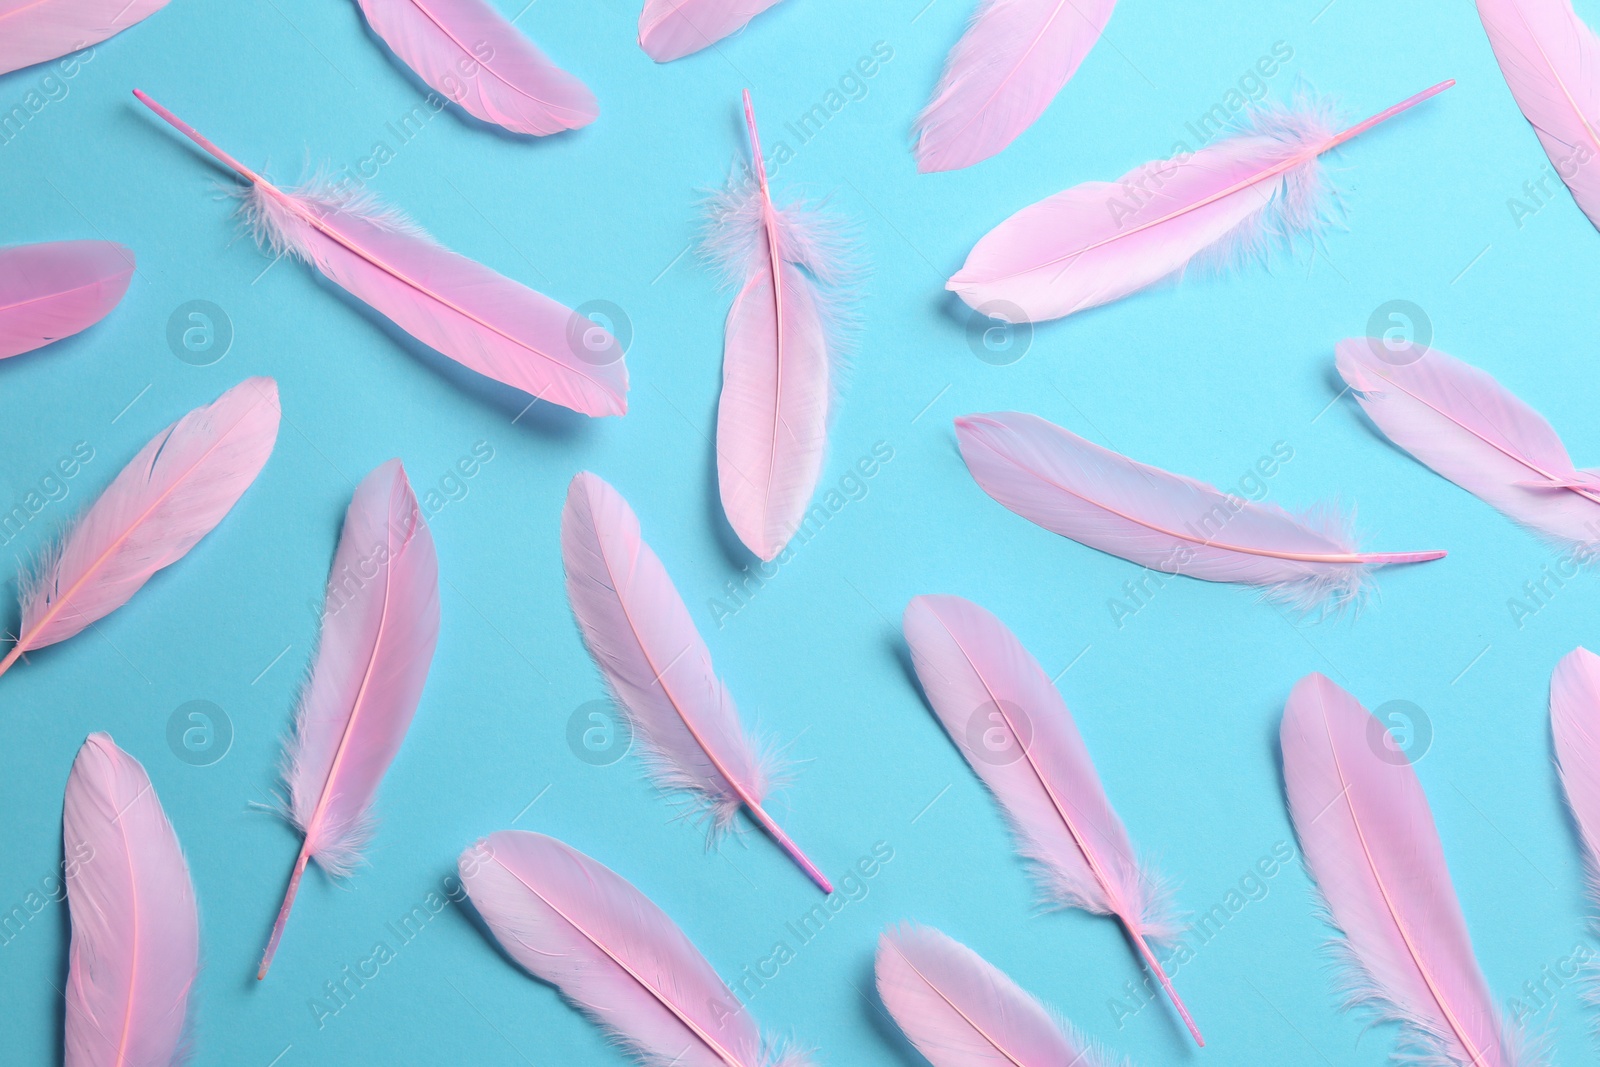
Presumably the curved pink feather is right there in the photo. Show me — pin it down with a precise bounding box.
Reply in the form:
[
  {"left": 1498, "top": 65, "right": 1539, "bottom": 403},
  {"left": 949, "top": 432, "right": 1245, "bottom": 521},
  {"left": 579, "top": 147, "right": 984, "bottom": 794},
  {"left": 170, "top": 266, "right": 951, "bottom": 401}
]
[
  {"left": 0, "top": 0, "right": 169, "bottom": 75},
  {"left": 0, "top": 241, "right": 134, "bottom": 359},
  {"left": 1281, "top": 673, "right": 1525, "bottom": 1067},
  {"left": 133, "top": 91, "right": 626, "bottom": 418},
  {"left": 955, "top": 411, "right": 1444, "bottom": 610},
  {"left": 914, "top": 0, "right": 1117, "bottom": 173},
  {"left": 561, "top": 471, "right": 830, "bottom": 892},
  {"left": 64, "top": 733, "right": 198, "bottom": 1067},
  {"left": 1336, "top": 339, "right": 1600, "bottom": 549},
  {"left": 461, "top": 831, "right": 810, "bottom": 1067},
  {"left": 875, "top": 923, "right": 1113, "bottom": 1067},
  {"left": 902, "top": 594, "right": 1199, "bottom": 1045},
  {"left": 1552, "top": 648, "right": 1600, "bottom": 890},
  {"left": 258, "top": 460, "right": 440, "bottom": 979},
  {"left": 638, "top": 0, "right": 786, "bottom": 62},
  {"left": 354, "top": 0, "right": 597, "bottom": 135},
  {"left": 1476, "top": 0, "right": 1600, "bottom": 229}
]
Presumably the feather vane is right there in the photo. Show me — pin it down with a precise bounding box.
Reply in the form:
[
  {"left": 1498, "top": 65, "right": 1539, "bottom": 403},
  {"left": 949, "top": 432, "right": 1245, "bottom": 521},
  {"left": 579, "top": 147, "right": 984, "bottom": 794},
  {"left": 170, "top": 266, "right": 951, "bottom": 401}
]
[
  {"left": 638, "top": 0, "right": 786, "bottom": 62},
  {"left": 1552, "top": 648, "right": 1600, "bottom": 900},
  {"left": 0, "top": 0, "right": 169, "bottom": 75},
  {"left": 0, "top": 241, "right": 135, "bottom": 359}
]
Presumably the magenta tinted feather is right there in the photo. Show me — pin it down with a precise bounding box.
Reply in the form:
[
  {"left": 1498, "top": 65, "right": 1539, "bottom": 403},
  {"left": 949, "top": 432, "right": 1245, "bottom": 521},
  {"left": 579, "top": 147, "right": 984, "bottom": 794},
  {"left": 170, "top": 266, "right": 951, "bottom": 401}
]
[
  {"left": 1552, "top": 649, "right": 1600, "bottom": 893},
  {"left": 0, "top": 0, "right": 170, "bottom": 75},
  {"left": 0, "top": 241, "right": 134, "bottom": 359},
  {"left": 638, "top": 0, "right": 786, "bottom": 62}
]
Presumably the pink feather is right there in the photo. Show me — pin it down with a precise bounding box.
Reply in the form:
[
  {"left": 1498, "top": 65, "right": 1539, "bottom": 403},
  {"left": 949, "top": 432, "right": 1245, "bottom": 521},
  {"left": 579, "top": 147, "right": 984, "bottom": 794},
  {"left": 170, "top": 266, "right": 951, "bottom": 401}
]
[
  {"left": 0, "top": 0, "right": 169, "bottom": 75},
  {"left": 956, "top": 411, "right": 1444, "bottom": 610},
  {"left": 258, "top": 460, "right": 440, "bottom": 979},
  {"left": 875, "top": 923, "right": 1120, "bottom": 1067},
  {"left": 0, "top": 241, "right": 135, "bottom": 359},
  {"left": 0, "top": 377, "right": 280, "bottom": 680},
  {"left": 1281, "top": 673, "right": 1528, "bottom": 1067},
  {"left": 1337, "top": 339, "right": 1600, "bottom": 551},
  {"left": 63, "top": 733, "right": 198, "bottom": 1067},
  {"left": 460, "top": 830, "right": 812, "bottom": 1067},
  {"left": 707, "top": 91, "right": 855, "bottom": 561},
  {"left": 638, "top": 0, "right": 786, "bottom": 62},
  {"left": 1476, "top": 0, "right": 1600, "bottom": 230},
  {"left": 561, "top": 471, "right": 831, "bottom": 892},
  {"left": 353, "top": 0, "right": 597, "bottom": 135},
  {"left": 902, "top": 594, "right": 1200, "bottom": 1046},
  {"left": 1551, "top": 648, "right": 1600, "bottom": 897},
  {"left": 133, "top": 91, "right": 626, "bottom": 418},
  {"left": 914, "top": 0, "right": 1118, "bottom": 173},
  {"left": 948, "top": 82, "right": 1452, "bottom": 323}
]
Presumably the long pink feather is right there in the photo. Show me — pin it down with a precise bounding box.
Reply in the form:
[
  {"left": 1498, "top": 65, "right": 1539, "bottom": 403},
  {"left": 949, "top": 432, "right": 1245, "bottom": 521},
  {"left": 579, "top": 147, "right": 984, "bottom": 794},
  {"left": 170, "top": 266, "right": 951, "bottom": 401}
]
[
  {"left": 1337, "top": 339, "right": 1600, "bottom": 550},
  {"left": 876, "top": 923, "right": 1122, "bottom": 1067},
  {"left": 902, "top": 594, "right": 1200, "bottom": 1046},
  {"left": 257, "top": 460, "right": 440, "bottom": 979},
  {"left": 63, "top": 733, "right": 198, "bottom": 1067},
  {"left": 1476, "top": 0, "right": 1600, "bottom": 230},
  {"left": 353, "top": 0, "right": 597, "bottom": 135},
  {"left": 460, "top": 830, "right": 811, "bottom": 1067},
  {"left": 133, "top": 90, "right": 626, "bottom": 418},
  {"left": 948, "top": 82, "right": 1452, "bottom": 324},
  {"left": 1551, "top": 648, "right": 1600, "bottom": 901},
  {"left": 708, "top": 91, "right": 854, "bottom": 561},
  {"left": 1281, "top": 673, "right": 1528, "bottom": 1067},
  {"left": 956, "top": 411, "right": 1444, "bottom": 611},
  {"left": 0, "top": 0, "right": 169, "bottom": 75},
  {"left": 0, "top": 377, "right": 280, "bottom": 680},
  {"left": 638, "top": 0, "right": 786, "bottom": 62},
  {"left": 561, "top": 471, "right": 831, "bottom": 892},
  {"left": 0, "top": 241, "right": 135, "bottom": 359},
  {"left": 914, "top": 0, "right": 1118, "bottom": 173}
]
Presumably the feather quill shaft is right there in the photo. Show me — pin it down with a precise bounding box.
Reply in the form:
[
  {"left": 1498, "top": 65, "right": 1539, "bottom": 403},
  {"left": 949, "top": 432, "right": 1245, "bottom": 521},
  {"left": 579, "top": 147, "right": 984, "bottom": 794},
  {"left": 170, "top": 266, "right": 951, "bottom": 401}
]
[
  {"left": 638, "top": 0, "right": 786, "bottom": 62},
  {"left": 0, "top": 0, "right": 170, "bottom": 75},
  {"left": 0, "top": 241, "right": 135, "bottom": 359},
  {"left": 1552, "top": 648, "right": 1600, "bottom": 903}
]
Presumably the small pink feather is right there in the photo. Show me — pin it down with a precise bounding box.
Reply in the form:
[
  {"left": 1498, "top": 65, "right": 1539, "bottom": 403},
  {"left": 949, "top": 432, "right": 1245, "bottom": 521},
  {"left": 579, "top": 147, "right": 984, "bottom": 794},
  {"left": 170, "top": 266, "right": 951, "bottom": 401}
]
[
  {"left": 956, "top": 411, "right": 1444, "bottom": 611},
  {"left": 0, "top": 377, "right": 280, "bottom": 680},
  {"left": 876, "top": 923, "right": 1121, "bottom": 1067},
  {"left": 1552, "top": 649, "right": 1600, "bottom": 899},
  {"left": 258, "top": 460, "right": 440, "bottom": 979},
  {"left": 1281, "top": 673, "right": 1528, "bottom": 1067},
  {"left": 914, "top": 0, "right": 1118, "bottom": 173},
  {"left": 461, "top": 830, "right": 812, "bottom": 1067},
  {"left": 948, "top": 82, "right": 1452, "bottom": 323},
  {"left": 1337, "top": 339, "right": 1600, "bottom": 550},
  {"left": 1476, "top": 0, "right": 1600, "bottom": 230},
  {"left": 638, "top": 0, "right": 786, "bottom": 62},
  {"left": 0, "top": 241, "right": 134, "bottom": 359},
  {"left": 0, "top": 0, "right": 169, "bottom": 75},
  {"left": 64, "top": 733, "right": 198, "bottom": 1067},
  {"left": 902, "top": 594, "right": 1200, "bottom": 1045},
  {"left": 134, "top": 90, "right": 626, "bottom": 418},
  {"left": 354, "top": 0, "right": 597, "bottom": 135}
]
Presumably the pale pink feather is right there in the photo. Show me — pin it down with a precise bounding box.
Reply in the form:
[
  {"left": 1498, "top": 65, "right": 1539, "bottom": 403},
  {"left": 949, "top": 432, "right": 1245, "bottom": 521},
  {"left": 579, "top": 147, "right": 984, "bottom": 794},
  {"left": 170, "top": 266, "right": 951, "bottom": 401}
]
[
  {"left": 901, "top": 594, "right": 1200, "bottom": 1045},
  {"left": 460, "top": 831, "right": 811, "bottom": 1067},
  {"left": 1, "top": 377, "right": 280, "bottom": 679},
  {"left": 875, "top": 923, "right": 1120, "bottom": 1067},
  {"left": 1551, "top": 648, "right": 1600, "bottom": 899},
  {"left": 948, "top": 83, "right": 1452, "bottom": 323},
  {"left": 1281, "top": 673, "right": 1529, "bottom": 1067},
  {"left": 0, "top": 241, "right": 134, "bottom": 359},
  {"left": 0, "top": 0, "right": 169, "bottom": 75},
  {"left": 1476, "top": 0, "right": 1600, "bottom": 229},
  {"left": 63, "top": 733, "right": 198, "bottom": 1067},
  {"left": 134, "top": 91, "right": 626, "bottom": 418},
  {"left": 1337, "top": 339, "right": 1600, "bottom": 551},
  {"left": 354, "top": 0, "right": 597, "bottom": 135},
  {"left": 258, "top": 460, "right": 440, "bottom": 979},
  {"left": 955, "top": 411, "right": 1444, "bottom": 611},
  {"left": 914, "top": 0, "right": 1118, "bottom": 173},
  {"left": 561, "top": 471, "right": 830, "bottom": 892},
  {"left": 638, "top": 0, "right": 785, "bottom": 62}
]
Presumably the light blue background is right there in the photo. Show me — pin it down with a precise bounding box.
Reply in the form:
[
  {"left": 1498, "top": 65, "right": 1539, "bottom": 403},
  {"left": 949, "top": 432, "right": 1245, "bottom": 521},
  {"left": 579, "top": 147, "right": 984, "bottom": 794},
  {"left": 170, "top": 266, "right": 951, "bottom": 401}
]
[{"left": 1, "top": 0, "right": 1595, "bottom": 1063}]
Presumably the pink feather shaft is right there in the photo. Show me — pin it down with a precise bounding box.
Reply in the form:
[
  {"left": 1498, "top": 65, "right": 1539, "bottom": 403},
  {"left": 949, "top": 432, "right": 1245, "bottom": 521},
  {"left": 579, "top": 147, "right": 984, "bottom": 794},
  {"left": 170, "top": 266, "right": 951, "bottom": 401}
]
[
  {"left": 257, "top": 460, "right": 440, "bottom": 979},
  {"left": 1281, "top": 673, "right": 1525, "bottom": 1067},
  {"left": 0, "top": 0, "right": 169, "bottom": 75},
  {"left": 63, "top": 733, "right": 198, "bottom": 1067},
  {"left": 1552, "top": 649, "right": 1600, "bottom": 893},
  {"left": 902, "top": 594, "right": 1201, "bottom": 1046},
  {"left": 638, "top": 0, "right": 786, "bottom": 62},
  {"left": 0, "top": 241, "right": 135, "bottom": 359}
]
